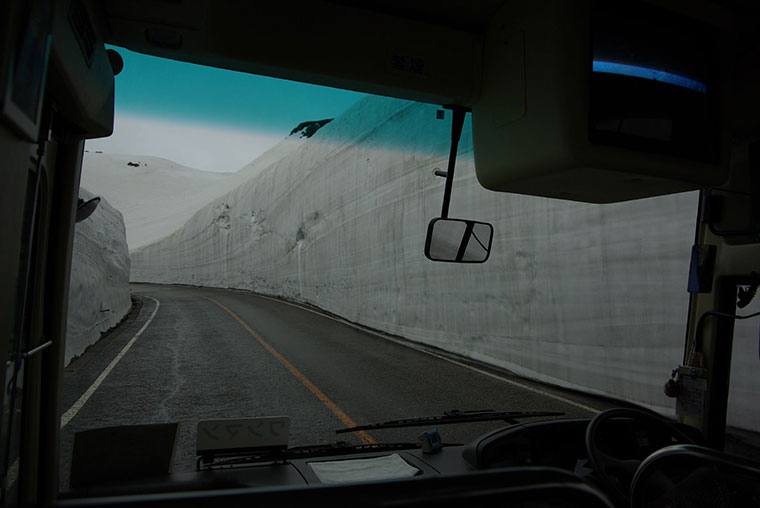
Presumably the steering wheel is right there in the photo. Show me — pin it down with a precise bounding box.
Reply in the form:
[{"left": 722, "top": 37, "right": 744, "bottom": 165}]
[{"left": 585, "top": 408, "right": 696, "bottom": 506}]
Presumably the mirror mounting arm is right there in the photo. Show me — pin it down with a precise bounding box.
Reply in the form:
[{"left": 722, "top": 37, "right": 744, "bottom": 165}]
[{"left": 440, "top": 105, "right": 470, "bottom": 218}]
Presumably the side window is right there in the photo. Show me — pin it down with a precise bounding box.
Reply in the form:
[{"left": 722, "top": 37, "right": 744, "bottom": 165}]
[
  {"left": 0, "top": 166, "right": 43, "bottom": 504},
  {"left": 725, "top": 284, "right": 760, "bottom": 459}
]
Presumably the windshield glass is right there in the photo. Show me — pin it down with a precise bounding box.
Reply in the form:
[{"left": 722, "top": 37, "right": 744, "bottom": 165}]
[{"left": 60, "top": 46, "right": 759, "bottom": 490}]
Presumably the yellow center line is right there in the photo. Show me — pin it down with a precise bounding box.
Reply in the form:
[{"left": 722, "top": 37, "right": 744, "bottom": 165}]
[{"left": 205, "top": 296, "right": 376, "bottom": 445}]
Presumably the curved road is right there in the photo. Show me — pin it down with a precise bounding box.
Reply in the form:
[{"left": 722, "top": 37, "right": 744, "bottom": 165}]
[{"left": 60, "top": 283, "right": 618, "bottom": 488}]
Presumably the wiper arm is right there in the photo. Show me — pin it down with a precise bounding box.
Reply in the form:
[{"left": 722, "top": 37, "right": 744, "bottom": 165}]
[
  {"left": 198, "top": 442, "right": 423, "bottom": 469},
  {"left": 336, "top": 409, "right": 564, "bottom": 434}
]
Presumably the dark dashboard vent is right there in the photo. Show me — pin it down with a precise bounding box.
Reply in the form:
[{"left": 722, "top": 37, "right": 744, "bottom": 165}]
[{"left": 68, "top": 0, "right": 95, "bottom": 67}]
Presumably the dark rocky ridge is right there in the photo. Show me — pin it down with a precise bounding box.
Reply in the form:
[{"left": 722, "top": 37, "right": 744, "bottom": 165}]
[{"left": 289, "top": 119, "right": 333, "bottom": 138}]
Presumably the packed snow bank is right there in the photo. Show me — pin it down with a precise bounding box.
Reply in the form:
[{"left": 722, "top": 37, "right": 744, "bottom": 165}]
[{"left": 66, "top": 188, "right": 131, "bottom": 365}]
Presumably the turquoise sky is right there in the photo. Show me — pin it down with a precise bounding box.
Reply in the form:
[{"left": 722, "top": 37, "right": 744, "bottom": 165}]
[
  {"left": 112, "top": 46, "right": 367, "bottom": 134},
  {"left": 86, "top": 47, "right": 369, "bottom": 172}
]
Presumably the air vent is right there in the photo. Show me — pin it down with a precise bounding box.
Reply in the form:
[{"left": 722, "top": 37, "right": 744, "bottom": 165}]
[{"left": 68, "top": 0, "right": 96, "bottom": 67}]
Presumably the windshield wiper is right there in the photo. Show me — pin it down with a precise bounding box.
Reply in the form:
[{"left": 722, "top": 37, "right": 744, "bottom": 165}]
[
  {"left": 198, "top": 442, "right": 423, "bottom": 469},
  {"left": 336, "top": 409, "right": 564, "bottom": 434},
  {"left": 198, "top": 411, "right": 564, "bottom": 469}
]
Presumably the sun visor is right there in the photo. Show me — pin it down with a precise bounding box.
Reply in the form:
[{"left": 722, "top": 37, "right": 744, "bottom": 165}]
[
  {"left": 472, "top": 0, "right": 734, "bottom": 203},
  {"left": 47, "top": 0, "right": 114, "bottom": 139}
]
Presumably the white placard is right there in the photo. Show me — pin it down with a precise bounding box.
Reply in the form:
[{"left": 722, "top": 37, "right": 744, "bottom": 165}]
[
  {"left": 676, "top": 376, "right": 707, "bottom": 419},
  {"left": 197, "top": 416, "right": 290, "bottom": 453},
  {"left": 309, "top": 453, "right": 420, "bottom": 484}
]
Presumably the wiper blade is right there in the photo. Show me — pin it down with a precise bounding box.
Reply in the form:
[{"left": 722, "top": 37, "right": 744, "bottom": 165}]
[
  {"left": 198, "top": 442, "right": 424, "bottom": 469},
  {"left": 336, "top": 409, "right": 564, "bottom": 434}
]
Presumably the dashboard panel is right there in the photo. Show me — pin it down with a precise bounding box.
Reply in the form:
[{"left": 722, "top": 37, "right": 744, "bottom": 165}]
[{"left": 61, "top": 418, "right": 601, "bottom": 499}]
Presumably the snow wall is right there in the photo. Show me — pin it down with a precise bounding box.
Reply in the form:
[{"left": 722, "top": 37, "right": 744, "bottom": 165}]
[
  {"left": 66, "top": 188, "right": 132, "bottom": 366},
  {"left": 131, "top": 96, "right": 700, "bottom": 415}
]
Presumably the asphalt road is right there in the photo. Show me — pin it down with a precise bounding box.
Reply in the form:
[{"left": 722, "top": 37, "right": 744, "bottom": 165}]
[{"left": 59, "top": 283, "right": 620, "bottom": 489}]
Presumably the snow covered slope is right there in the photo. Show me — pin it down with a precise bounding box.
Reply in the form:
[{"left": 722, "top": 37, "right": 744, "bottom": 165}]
[
  {"left": 130, "top": 95, "right": 705, "bottom": 417},
  {"left": 80, "top": 154, "right": 231, "bottom": 250},
  {"left": 81, "top": 139, "right": 310, "bottom": 251},
  {"left": 66, "top": 189, "right": 131, "bottom": 365}
]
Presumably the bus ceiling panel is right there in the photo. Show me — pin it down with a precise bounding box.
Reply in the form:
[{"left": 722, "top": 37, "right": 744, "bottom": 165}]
[
  {"left": 102, "top": 0, "right": 505, "bottom": 34},
  {"left": 101, "top": 0, "right": 485, "bottom": 106},
  {"left": 103, "top": 0, "right": 210, "bottom": 30},
  {"left": 322, "top": 0, "right": 506, "bottom": 35}
]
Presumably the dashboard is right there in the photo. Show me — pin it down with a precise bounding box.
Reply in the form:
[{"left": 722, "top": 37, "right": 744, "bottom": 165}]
[
  {"left": 59, "top": 414, "right": 709, "bottom": 506},
  {"left": 60, "top": 417, "right": 602, "bottom": 499}
]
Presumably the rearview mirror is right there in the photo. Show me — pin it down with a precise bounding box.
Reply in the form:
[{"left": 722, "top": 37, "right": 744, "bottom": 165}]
[
  {"left": 76, "top": 196, "right": 101, "bottom": 223},
  {"left": 424, "top": 218, "right": 494, "bottom": 263}
]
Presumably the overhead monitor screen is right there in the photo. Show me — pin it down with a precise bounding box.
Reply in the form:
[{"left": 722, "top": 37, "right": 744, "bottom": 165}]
[
  {"left": 589, "top": 0, "right": 721, "bottom": 163},
  {"left": 591, "top": 61, "right": 707, "bottom": 95}
]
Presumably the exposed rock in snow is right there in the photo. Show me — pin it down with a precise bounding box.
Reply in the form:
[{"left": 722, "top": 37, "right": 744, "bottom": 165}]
[
  {"left": 213, "top": 203, "right": 231, "bottom": 230},
  {"left": 289, "top": 119, "right": 333, "bottom": 138},
  {"left": 66, "top": 188, "right": 131, "bottom": 366}
]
